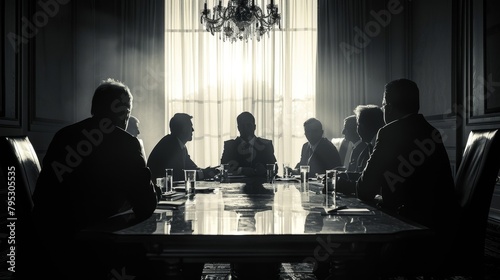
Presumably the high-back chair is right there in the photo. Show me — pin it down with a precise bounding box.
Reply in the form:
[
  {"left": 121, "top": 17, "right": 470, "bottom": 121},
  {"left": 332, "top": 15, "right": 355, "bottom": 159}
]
[
  {"left": 0, "top": 136, "right": 41, "bottom": 213},
  {"left": 449, "top": 129, "right": 500, "bottom": 278},
  {"left": 0, "top": 136, "right": 41, "bottom": 278}
]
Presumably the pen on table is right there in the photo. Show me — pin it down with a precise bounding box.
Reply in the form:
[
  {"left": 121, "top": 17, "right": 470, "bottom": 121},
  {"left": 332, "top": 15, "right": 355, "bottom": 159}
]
[
  {"left": 158, "top": 205, "right": 178, "bottom": 210},
  {"left": 170, "top": 194, "right": 187, "bottom": 201}
]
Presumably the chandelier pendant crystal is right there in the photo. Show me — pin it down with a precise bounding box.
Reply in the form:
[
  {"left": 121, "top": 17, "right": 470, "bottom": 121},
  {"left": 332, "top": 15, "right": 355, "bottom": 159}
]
[{"left": 200, "top": 0, "right": 281, "bottom": 43}]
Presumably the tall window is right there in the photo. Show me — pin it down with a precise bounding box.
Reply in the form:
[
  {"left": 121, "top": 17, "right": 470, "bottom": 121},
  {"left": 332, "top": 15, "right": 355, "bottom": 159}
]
[{"left": 165, "top": 0, "right": 317, "bottom": 169}]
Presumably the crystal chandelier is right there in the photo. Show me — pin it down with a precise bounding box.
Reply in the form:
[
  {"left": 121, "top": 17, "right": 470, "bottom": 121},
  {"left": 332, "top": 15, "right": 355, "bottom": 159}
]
[{"left": 200, "top": 0, "right": 281, "bottom": 43}]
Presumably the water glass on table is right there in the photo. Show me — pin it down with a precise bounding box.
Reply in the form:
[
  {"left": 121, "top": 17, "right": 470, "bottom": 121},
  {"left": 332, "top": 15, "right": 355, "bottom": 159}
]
[
  {"left": 300, "top": 165, "right": 310, "bottom": 182},
  {"left": 184, "top": 169, "right": 197, "bottom": 194},
  {"left": 221, "top": 164, "right": 230, "bottom": 182},
  {"left": 282, "top": 163, "right": 290, "bottom": 178},
  {"left": 300, "top": 165, "right": 310, "bottom": 192},
  {"left": 156, "top": 177, "right": 166, "bottom": 193},
  {"left": 266, "top": 163, "right": 276, "bottom": 184},
  {"left": 165, "top": 168, "right": 174, "bottom": 194},
  {"left": 325, "top": 169, "right": 337, "bottom": 208}
]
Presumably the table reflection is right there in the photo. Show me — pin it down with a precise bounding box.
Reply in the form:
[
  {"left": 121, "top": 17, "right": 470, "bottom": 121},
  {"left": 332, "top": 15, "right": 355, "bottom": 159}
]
[
  {"left": 165, "top": 181, "right": 315, "bottom": 235},
  {"left": 117, "top": 181, "right": 425, "bottom": 236}
]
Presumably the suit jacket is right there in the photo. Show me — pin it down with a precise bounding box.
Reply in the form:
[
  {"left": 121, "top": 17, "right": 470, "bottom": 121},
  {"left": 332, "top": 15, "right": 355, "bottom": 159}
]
[
  {"left": 147, "top": 134, "right": 198, "bottom": 181},
  {"left": 32, "top": 117, "right": 158, "bottom": 236},
  {"left": 331, "top": 137, "right": 352, "bottom": 168},
  {"left": 357, "top": 114, "right": 459, "bottom": 231},
  {"left": 295, "top": 137, "right": 342, "bottom": 175},
  {"left": 347, "top": 141, "right": 368, "bottom": 172},
  {"left": 221, "top": 136, "right": 277, "bottom": 172}
]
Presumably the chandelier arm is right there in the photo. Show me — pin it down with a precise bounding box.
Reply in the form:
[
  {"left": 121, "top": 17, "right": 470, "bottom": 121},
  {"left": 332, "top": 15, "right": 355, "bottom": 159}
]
[
  {"left": 200, "top": 0, "right": 281, "bottom": 42},
  {"left": 253, "top": 8, "right": 279, "bottom": 24}
]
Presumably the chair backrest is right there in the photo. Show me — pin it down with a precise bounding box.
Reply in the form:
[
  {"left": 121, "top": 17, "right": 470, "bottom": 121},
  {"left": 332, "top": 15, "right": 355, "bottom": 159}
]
[
  {"left": 0, "top": 136, "right": 41, "bottom": 219},
  {"left": 454, "top": 129, "right": 500, "bottom": 256}
]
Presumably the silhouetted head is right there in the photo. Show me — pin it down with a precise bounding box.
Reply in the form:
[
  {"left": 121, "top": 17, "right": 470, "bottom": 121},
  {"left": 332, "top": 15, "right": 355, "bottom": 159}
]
[
  {"left": 383, "top": 79, "right": 420, "bottom": 124},
  {"left": 303, "top": 118, "right": 324, "bottom": 145},
  {"left": 91, "top": 78, "right": 132, "bottom": 130},
  {"left": 341, "top": 115, "right": 360, "bottom": 143},
  {"left": 169, "top": 113, "right": 194, "bottom": 144},
  {"left": 237, "top": 112, "right": 256, "bottom": 141},
  {"left": 354, "top": 105, "right": 384, "bottom": 143},
  {"left": 126, "top": 115, "right": 140, "bottom": 137}
]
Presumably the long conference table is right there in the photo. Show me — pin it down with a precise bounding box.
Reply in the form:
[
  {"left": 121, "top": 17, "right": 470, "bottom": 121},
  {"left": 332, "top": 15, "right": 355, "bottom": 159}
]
[{"left": 79, "top": 177, "right": 433, "bottom": 279}]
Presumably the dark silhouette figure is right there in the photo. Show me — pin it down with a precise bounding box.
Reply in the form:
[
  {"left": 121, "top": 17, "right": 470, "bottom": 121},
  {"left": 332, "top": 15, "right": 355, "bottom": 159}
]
[
  {"left": 221, "top": 111, "right": 278, "bottom": 177},
  {"left": 126, "top": 115, "right": 147, "bottom": 159},
  {"left": 126, "top": 115, "right": 141, "bottom": 137},
  {"left": 31, "top": 78, "right": 158, "bottom": 279},
  {"left": 331, "top": 115, "right": 360, "bottom": 168},
  {"left": 294, "top": 118, "right": 342, "bottom": 176},
  {"left": 147, "top": 113, "right": 217, "bottom": 181},
  {"left": 335, "top": 106, "right": 383, "bottom": 195},
  {"left": 355, "top": 79, "right": 460, "bottom": 274},
  {"left": 350, "top": 105, "right": 384, "bottom": 173}
]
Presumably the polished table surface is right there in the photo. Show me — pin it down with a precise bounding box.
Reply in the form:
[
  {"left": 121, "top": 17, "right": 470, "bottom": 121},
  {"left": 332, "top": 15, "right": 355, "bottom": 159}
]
[{"left": 81, "top": 179, "right": 431, "bottom": 266}]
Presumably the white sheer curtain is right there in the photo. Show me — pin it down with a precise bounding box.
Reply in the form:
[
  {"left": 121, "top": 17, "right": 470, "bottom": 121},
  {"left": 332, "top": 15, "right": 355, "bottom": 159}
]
[{"left": 165, "top": 0, "right": 317, "bottom": 169}]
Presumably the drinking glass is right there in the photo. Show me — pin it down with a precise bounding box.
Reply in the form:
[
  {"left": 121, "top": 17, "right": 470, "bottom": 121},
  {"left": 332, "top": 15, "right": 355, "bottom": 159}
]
[
  {"left": 300, "top": 165, "right": 310, "bottom": 182},
  {"left": 156, "top": 177, "right": 166, "bottom": 193},
  {"left": 300, "top": 165, "right": 310, "bottom": 193},
  {"left": 184, "top": 169, "right": 197, "bottom": 194},
  {"left": 165, "top": 168, "right": 174, "bottom": 193},
  {"left": 221, "top": 164, "right": 230, "bottom": 182},
  {"left": 282, "top": 163, "right": 290, "bottom": 178},
  {"left": 325, "top": 169, "right": 337, "bottom": 208},
  {"left": 266, "top": 163, "right": 276, "bottom": 184}
]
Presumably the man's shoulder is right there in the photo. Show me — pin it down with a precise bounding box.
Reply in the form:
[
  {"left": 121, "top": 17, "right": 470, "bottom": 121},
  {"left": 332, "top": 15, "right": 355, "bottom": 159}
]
[
  {"left": 380, "top": 114, "right": 433, "bottom": 136},
  {"left": 153, "top": 134, "right": 176, "bottom": 147},
  {"left": 150, "top": 134, "right": 177, "bottom": 154},
  {"left": 224, "top": 137, "right": 240, "bottom": 145},
  {"left": 55, "top": 118, "right": 90, "bottom": 133},
  {"left": 160, "top": 134, "right": 176, "bottom": 143},
  {"left": 319, "top": 137, "right": 336, "bottom": 148},
  {"left": 256, "top": 137, "right": 272, "bottom": 145}
]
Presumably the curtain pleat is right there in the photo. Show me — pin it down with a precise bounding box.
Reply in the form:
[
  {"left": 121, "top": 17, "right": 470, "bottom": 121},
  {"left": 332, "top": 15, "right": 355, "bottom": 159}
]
[
  {"left": 316, "top": 0, "right": 367, "bottom": 140},
  {"left": 121, "top": 0, "right": 165, "bottom": 159}
]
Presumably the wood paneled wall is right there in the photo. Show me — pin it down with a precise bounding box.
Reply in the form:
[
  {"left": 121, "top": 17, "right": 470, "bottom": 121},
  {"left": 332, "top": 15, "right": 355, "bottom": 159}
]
[{"left": 1, "top": 0, "right": 165, "bottom": 161}]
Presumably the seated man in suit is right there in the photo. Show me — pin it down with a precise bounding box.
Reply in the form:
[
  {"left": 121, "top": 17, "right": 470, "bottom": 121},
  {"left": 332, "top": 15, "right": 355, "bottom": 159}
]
[
  {"left": 331, "top": 114, "right": 363, "bottom": 169},
  {"left": 32, "top": 78, "right": 159, "bottom": 279},
  {"left": 147, "top": 113, "right": 217, "bottom": 181},
  {"left": 344, "top": 114, "right": 367, "bottom": 173},
  {"left": 335, "top": 105, "right": 383, "bottom": 195},
  {"left": 221, "top": 111, "right": 278, "bottom": 177},
  {"left": 126, "top": 115, "right": 147, "bottom": 159},
  {"left": 355, "top": 79, "right": 459, "bottom": 271},
  {"left": 350, "top": 105, "right": 384, "bottom": 173},
  {"left": 293, "top": 118, "right": 342, "bottom": 176}
]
